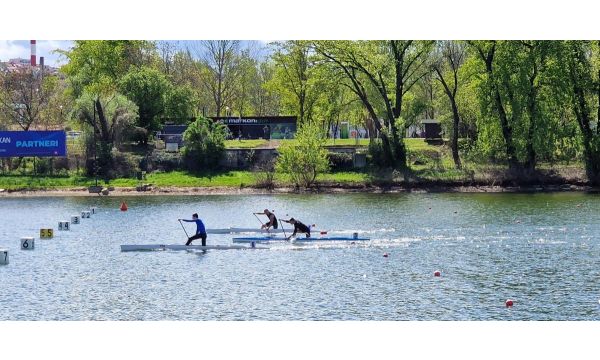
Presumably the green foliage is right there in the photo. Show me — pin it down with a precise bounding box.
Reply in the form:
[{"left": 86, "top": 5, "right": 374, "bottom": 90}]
[
  {"left": 182, "top": 116, "right": 228, "bottom": 170},
  {"left": 60, "top": 40, "right": 154, "bottom": 97},
  {"left": 276, "top": 122, "right": 330, "bottom": 187},
  {"left": 118, "top": 66, "right": 170, "bottom": 140},
  {"left": 164, "top": 84, "right": 198, "bottom": 121}
]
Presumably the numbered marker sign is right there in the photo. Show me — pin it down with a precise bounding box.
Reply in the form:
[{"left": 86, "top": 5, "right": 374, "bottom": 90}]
[
  {"left": 40, "top": 228, "right": 54, "bottom": 238},
  {"left": 81, "top": 211, "right": 90, "bottom": 219},
  {"left": 20, "top": 237, "right": 35, "bottom": 250},
  {"left": 71, "top": 215, "right": 80, "bottom": 225},
  {"left": 90, "top": 207, "right": 96, "bottom": 214},
  {"left": 0, "top": 249, "right": 8, "bottom": 265},
  {"left": 59, "top": 221, "right": 70, "bottom": 231}
]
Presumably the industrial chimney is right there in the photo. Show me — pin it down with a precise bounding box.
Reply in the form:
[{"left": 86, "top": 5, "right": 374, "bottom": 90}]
[{"left": 30, "top": 40, "right": 36, "bottom": 66}]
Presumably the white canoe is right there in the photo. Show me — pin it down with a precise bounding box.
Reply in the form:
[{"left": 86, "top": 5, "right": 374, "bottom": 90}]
[
  {"left": 232, "top": 236, "right": 370, "bottom": 243},
  {"left": 120, "top": 244, "right": 267, "bottom": 252},
  {"left": 206, "top": 227, "right": 331, "bottom": 234}
]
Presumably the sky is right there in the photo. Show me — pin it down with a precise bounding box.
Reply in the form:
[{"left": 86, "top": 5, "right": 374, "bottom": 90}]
[
  {"left": 0, "top": 40, "right": 73, "bottom": 67},
  {"left": 0, "top": 40, "right": 271, "bottom": 68}
]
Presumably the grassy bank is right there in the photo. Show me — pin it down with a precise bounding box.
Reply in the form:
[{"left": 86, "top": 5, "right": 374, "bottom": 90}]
[{"left": 0, "top": 139, "right": 589, "bottom": 191}]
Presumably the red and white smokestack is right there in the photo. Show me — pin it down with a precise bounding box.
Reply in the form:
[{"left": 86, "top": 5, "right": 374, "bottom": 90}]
[{"left": 30, "top": 40, "right": 36, "bottom": 66}]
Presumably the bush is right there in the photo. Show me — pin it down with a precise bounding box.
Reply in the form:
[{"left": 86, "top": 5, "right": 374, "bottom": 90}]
[
  {"left": 182, "top": 116, "right": 227, "bottom": 171},
  {"left": 368, "top": 139, "right": 388, "bottom": 168},
  {"left": 151, "top": 150, "right": 183, "bottom": 172},
  {"left": 253, "top": 159, "right": 276, "bottom": 189},
  {"left": 111, "top": 150, "right": 142, "bottom": 178},
  {"left": 276, "top": 122, "right": 329, "bottom": 188},
  {"left": 125, "top": 126, "right": 149, "bottom": 145},
  {"left": 328, "top": 152, "right": 353, "bottom": 170}
]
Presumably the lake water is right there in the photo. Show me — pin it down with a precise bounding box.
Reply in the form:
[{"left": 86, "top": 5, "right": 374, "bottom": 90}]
[{"left": 1, "top": 192, "right": 599, "bottom": 320}]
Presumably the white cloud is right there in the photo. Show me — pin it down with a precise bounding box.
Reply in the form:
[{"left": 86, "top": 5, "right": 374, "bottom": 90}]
[
  {"left": 0, "top": 40, "right": 28, "bottom": 61},
  {"left": 0, "top": 40, "right": 73, "bottom": 67}
]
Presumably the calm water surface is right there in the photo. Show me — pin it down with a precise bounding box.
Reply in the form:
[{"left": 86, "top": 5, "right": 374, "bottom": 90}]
[{"left": 1, "top": 192, "right": 599, "bottom": 320}]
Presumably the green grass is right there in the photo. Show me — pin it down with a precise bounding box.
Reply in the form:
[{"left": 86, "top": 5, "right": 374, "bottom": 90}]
[
  {"left": 225, "top": 140, "right": 268, "bottom": 149},
  {"left": 323, "top": 139, "right": 369, "bottom": 147},
  {"left": 316, "top": 171, "right": 370, "bottom": 183},
  {"left": 0, "top": 174, "right": 94, "bottom": 190}
]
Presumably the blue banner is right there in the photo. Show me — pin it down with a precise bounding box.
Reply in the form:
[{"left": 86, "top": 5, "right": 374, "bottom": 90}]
[{"left": 0, "top": 131, "right": 67, "bottom": 158}]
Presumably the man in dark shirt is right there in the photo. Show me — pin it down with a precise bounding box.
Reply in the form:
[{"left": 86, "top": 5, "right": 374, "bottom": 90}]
[
  {"left": 255, "top": 209, "right": 278, "bottom": 231},
  {"left": 281, "top": 218, "right": 311, "bottom": 240},
  {"left": 180, "top": 213, "right": 207, "bottom": 246}
]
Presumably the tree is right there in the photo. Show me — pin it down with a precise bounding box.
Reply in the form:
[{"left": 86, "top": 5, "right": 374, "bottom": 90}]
[
  {"left": 193, "top": 40, "right": 241, "bottom": 117},
  {"left": 182, "top": 116, "right": 228, "bottom": 171},
  {"left": 313, "top": 40, "right": 434, "bottom": 169},
  {"left": 164, "top": 84, "right": 198, "bottom": 122},
  {"left": 561, "top": 41, "right": 600, "bottom": 184},
  {"left": 270, "top": 41, "right": 328, "bottom": 124},
  {"left": 276, "top": 121, "right": 330, "bottom": 188},
  {"left": 251, "top": 61, "right": 281, "bottom": 116},
  {"left": 60, "top": 40, "right": 154, "bottom": 97},
  {"left": 0, "top": 67, "right": 56, "bottom": 130},
  {"left": 432, "top": 41, "right": 467, "bottom": 168},
  {"left": 72, "top": 91, "right": 138, "bottom": 178},
  {"left": 119, "top": 66, "right": 171, "bottom": 144}
]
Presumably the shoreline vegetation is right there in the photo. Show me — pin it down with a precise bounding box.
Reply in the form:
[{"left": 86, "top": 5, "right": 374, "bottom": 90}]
[
  {"left": 0, "top": 169, "right": 596, "bottom": 197},
  {"left": 1, "top": 138, "right": 596, "bottom": 196}
]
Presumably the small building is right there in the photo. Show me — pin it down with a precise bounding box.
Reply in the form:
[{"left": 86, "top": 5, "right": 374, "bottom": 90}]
[
  {"left": 422, "top": 119, "right": 442, "bottom": 139},
  {"left": 157, "top": 116, "right": 298, "bottom": 151},
  {"left": 213, "top": 116, "right": 297, "bottom": 140},
  {"left": 406, "top": 119, "right": 442, "bottom": 139},
  {"left": 158, "top": 124, "right": 187, "bottom": 152}
]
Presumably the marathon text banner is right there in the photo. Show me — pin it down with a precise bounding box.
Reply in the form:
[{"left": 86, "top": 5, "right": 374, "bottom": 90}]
[{"left": 0, "top": 131, "right": 67, "bottom": 157}]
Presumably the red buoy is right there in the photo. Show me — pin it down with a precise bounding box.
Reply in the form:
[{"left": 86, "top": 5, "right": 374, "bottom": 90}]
[
  {"left": 434, "top": 270, "right": 441, "bottom": 277},
  {"left": 505, "top": 299, "right": 514, "bottom": 307},
  {"left": 383, "top": 252, "right": 389, "bottom": 258},
  {"left": 120, "top": 201, "right": 128, "bottom": 211}
]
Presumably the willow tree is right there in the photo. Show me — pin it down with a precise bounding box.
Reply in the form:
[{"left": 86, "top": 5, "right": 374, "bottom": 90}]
[
  {"left": 431, "top": 41, "right": 466, "bottom": 169},
  {"left": 313, "top": 40, "right": 433, "bottom": 169},
  {"left": 561, "top": 41, "right": 600, "bottom": 184},
  {"left": 269, "top": 41, "right": 328, "bottom": 124},
  {"left": 60, "top": 41, "right": 151, "bottom": 175}
]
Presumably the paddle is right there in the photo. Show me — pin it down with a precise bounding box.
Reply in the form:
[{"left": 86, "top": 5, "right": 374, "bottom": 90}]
[
  {"left": 178, "top": 219, "right": 191, "bottom": 239},
  {"left": 253, "top": 213, "right": 265, "bottom": 228},
  {"left": 279, "top": 219, "right": 288, "bottom": 240}
]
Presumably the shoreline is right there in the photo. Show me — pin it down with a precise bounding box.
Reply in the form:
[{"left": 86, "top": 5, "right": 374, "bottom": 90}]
[{"left": 0, "top": 183, "right": 596, "bottom": 197}]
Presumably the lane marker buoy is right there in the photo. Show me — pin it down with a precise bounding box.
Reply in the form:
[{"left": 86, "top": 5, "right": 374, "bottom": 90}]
[
  {"left": 40, "top": 228, "right": 54, "bottom": 238},
  {"left": 383, "top": 252, "right": 389, "bottom": 258},
  {"left": 120, "top": 201, "right": 128, "bottom": 211},
  {"left": 434, "top": 270, "right": 441, "bottom": 277},
  {"left": 59, "top": 221, "right": 70, "bottom": 231},
  {"left": 505, "top": 299, "right": 514, "bottom": 307},
  {"left": 0, "top": 249, "right": 8, "bottom": 265},
  {"left": 20, "top": 237, "right": 35, "bottom": 250}
]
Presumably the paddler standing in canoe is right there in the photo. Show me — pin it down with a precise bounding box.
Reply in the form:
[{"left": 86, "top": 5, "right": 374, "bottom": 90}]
[
  {"left": 281, "top": 218, "right": 311, "bottom": 240},
  {"left": 179, "top": 213, "right": 207, "bottom": 246},
  {"left": 254, "top": 209, "right": 278, "bottom": 231}
]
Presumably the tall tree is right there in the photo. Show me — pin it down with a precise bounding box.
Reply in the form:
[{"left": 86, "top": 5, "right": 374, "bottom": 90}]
[
  {"left": 469, "top": 41, "right": 521, "bottom": 171},
  {"left": 118, "top": 66, "right": 171, "bottom": 144},
  {"left": 270, "top": 41, "right": 327, "bottom": 124},
  {"left": 432, "top": 40, "right": 466, "bottom": 169},
  {"left": 561, "top": 41, "right": 600, "bottom": 184},
  {"left": 313, "top": 40, "right": 433, "bottom": 168},
  {"left": 193, "top": 40, "right": 241, "bottom": 117},
  {"left": 0, "top": 68, "right": 57, "bottom": 131},
  {"left": 72, "top": 91, "right": 138, "bottom": 178}
]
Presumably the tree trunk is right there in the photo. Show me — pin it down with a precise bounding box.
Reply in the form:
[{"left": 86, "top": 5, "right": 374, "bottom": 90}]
[{"left": 450, "top": 100, "right": 462, "bottom": 169}]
